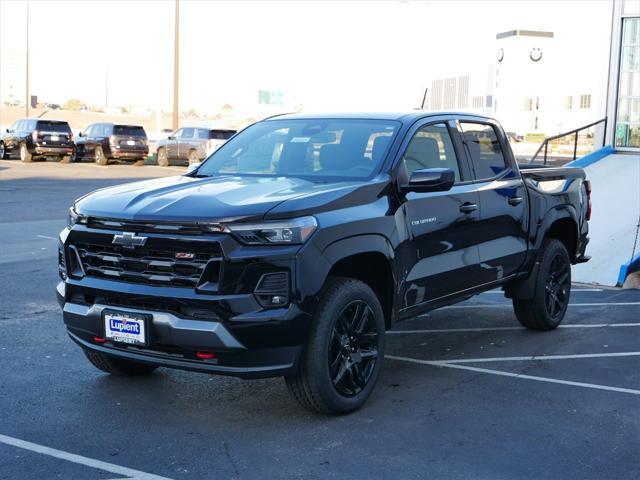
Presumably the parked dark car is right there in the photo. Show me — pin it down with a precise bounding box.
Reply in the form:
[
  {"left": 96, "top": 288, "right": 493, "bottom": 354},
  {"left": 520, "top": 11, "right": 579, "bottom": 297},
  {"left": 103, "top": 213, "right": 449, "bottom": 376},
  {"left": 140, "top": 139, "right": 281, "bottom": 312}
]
[
  {"left": 58, "top": 112, "right": 590, "bottom": 414},
  {"left": 73, "top": 123, "right": 148, "bottom": 165},
  {"left": 156, "top": 127, "right": 236, "bottom": 166},
  {"left": 0, "top": 118, "right": 74, "bottom": 162}
]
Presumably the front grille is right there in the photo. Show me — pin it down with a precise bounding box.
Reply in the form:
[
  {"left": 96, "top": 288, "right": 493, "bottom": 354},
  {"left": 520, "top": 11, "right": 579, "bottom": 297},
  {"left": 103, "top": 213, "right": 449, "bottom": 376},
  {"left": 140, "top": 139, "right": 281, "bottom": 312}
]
[
  {"left": 73, "top": 242, "right": 220, "bottom": 288},
  {"left": 87, "top": 218, "right": 217, "bottom": 236}
]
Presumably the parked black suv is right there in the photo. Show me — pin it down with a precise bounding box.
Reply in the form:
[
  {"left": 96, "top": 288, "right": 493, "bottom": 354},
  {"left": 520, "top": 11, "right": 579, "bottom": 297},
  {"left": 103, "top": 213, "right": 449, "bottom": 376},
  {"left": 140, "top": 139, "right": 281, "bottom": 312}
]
[
  {"left": 0, "top": 118, "right": 74, "bottom": 162},
  {"left": 73, "top": 123, "right": 149, "bottom": 165},
  {"left": 58, "top": 112, "right": 590, "bottom": 414},
  {"left": 156, "top": 127, "right": 236, "bottom": 166}
]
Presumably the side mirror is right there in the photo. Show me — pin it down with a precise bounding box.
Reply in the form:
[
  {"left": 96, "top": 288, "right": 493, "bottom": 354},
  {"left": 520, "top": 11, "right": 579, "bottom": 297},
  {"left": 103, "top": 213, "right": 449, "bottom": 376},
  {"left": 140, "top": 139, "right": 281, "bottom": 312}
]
[
  {"left": 401, "top": 168, "right": 455, "bottom": 193},
  {"left": 78, "top": 131, "right": 84, "bottom": 137},
  {"left": 186, "top": 163, "right": 199, "bottom": 174},
  {"left": 167, "top": 136, "right": 175, "bottom": 140},
  {"left": 5, "top": 128, "right": 11, "bottom": 133}
]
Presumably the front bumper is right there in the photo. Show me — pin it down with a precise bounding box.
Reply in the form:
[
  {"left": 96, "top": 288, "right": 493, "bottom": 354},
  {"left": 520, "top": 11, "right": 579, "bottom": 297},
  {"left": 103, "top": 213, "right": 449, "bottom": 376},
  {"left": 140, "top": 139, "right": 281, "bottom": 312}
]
[{"left": 57, "top": 282, "right": 303, "bottom": 378}]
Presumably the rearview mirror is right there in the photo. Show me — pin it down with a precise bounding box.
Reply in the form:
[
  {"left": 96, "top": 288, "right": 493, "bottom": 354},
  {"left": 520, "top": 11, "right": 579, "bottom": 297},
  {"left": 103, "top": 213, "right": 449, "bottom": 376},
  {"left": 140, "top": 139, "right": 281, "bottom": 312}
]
[{"left": 401, "top": 168, "right": 455, "bottom": 193}]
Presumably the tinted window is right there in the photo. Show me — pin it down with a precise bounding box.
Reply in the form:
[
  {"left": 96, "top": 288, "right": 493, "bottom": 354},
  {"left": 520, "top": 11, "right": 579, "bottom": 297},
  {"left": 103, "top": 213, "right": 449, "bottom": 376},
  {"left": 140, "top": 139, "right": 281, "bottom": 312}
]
[
  {"left": 113, "top": 125, "right": 146, "bottom": 137},
  {"left": 196, "top": 128, "right": 209, "bottom": 139},
  {"left": 83, "top": 125, "right": 94, "bottom": 136},
  {"left": 209, "top": 130, "right": 236, "bottom": 140},
  {"left": 197, "top": 119, "right": 399, "bottom": 179},
  {"left": 181, "top": 127, "right": 195, "bottom": 139},
  {"left": 402, "top": 123, "right": 461, "bottom": 181},
  {"left": 36, "top": 121, "right": 71, "bottom": 133},
  {"left": 460, "top": 122, "right": 507, "bottom": 179},
  {"left": 15, "top": 120, "right": 25, "bottom": 131}
]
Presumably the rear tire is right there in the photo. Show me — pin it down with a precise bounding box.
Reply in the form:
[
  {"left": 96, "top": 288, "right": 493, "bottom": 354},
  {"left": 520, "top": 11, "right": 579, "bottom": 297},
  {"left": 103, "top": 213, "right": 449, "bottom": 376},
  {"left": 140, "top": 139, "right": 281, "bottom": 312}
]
[
  {"left": 513, "top": 239, "right": 571, "bottom": 331},
  {"left": 285, "top": 277, "right": 385, "bottom": 415},
  {"left": 94, "top": 146, "right": 107, "bottom": 165},
  {"left": 20, "top": 143, "right": 32, "bottom": 163},
  {"left": 156, "top": 147, "right": 169, "bottom": 167},
  {"left": 84, "top": 350, "right": 158, "bottom": 376},
  {"left": 60, "top": 155, "right": 71, "bottom": 164}
]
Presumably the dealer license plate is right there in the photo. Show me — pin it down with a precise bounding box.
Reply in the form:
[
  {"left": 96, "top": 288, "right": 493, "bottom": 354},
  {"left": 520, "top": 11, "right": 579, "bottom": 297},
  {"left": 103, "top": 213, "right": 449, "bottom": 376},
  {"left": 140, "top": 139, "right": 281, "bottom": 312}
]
[{"left": 103, "top": 311, "right": 148, "bottom": 346}]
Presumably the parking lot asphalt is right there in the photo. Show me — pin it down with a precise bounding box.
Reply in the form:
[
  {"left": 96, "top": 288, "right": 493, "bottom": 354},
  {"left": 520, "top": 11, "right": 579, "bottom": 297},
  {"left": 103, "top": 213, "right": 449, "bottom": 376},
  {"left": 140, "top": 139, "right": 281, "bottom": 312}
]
[{"left": 1, "top": 159, "right": 639, "bottom": 480}]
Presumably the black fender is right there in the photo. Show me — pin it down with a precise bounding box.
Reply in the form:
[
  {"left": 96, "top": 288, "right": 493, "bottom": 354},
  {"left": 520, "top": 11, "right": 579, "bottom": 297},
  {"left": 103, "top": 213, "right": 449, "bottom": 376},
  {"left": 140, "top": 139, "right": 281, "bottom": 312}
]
[
  {"left": 297, "top": 234, "right": 396, "bottom": 309},
  {"left": 506, "top": 205, "right": 579, "bottom": 300}
]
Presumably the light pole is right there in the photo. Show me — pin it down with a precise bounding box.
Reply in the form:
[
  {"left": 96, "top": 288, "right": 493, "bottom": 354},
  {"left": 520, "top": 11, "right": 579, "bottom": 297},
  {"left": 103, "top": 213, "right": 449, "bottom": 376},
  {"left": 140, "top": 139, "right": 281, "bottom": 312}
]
[
  {"left": 25, "top": 0, "right": 30, "bottom": 117},
  {"left": 172, "top": 0, "right": 179, "bottom": 131}
]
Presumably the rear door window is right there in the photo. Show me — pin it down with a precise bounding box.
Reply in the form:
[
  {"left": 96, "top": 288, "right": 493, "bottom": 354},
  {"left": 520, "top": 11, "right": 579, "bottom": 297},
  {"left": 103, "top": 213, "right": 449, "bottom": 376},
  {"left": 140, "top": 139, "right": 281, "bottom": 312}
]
[
  {"left": 181, "top": 127, "right": 195, "bottom": 139},
  {"left": 113, "top": 125, "right": 146, "bottom": 137},
  {"left": 460, "top": 122, "right": 508, "bottom": 179},
  {"left": 196, "top": 128, "right": 209, "bottom": 139}
]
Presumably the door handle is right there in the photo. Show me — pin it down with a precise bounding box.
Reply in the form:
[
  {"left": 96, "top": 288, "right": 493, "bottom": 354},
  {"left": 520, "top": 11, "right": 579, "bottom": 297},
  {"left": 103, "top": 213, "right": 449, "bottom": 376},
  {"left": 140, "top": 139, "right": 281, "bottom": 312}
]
[
  {"left": 508, "top": 196, "right": 523, "bottom": 206},
  {"left": 459, "top": 202, "right": 478, "bottom": 214}
]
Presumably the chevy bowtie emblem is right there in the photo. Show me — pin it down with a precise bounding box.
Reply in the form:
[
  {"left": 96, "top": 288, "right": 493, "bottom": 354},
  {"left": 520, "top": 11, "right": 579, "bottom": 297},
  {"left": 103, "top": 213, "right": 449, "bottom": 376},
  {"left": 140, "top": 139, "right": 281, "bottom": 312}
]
[
  {"left": 175, "top": 252, "right": 195, "bottom": 260},
  {"left": 112, "top": 232, "right": 148, "bottom": 249}
]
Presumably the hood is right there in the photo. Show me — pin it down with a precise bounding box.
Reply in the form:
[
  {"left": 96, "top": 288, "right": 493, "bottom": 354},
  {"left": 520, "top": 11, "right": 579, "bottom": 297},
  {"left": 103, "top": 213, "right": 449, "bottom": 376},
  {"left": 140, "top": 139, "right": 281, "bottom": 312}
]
[{"left": 74, "top": 175, "right": 387, "bottom": 223}]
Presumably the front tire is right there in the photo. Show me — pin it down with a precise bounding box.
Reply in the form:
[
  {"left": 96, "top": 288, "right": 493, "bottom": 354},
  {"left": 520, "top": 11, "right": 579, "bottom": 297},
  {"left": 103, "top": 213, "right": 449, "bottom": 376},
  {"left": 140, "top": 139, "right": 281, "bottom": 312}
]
[
  {"left": 84, "top": 350, "right": 158, "bottom": 376},
  {"left": 156, "top": 147, "right": 169, "bottom": 167},
  {"left": 285, "top": 277, "right": 385, "bottom": 414},
  {"left": 94, "top": 146, "right": 108, "bottom": 165},
  {"left": 20, "top": 143, "right": 32, "bottom": 163},
  {"left": 187, "top": 149, "right": 199, "bottom": 165},
  {"left": 0, "top": 142, "right": 7, "bottom": 159},
  {"left": 513, "top": 239, "right": 571, "bottom": 331}
]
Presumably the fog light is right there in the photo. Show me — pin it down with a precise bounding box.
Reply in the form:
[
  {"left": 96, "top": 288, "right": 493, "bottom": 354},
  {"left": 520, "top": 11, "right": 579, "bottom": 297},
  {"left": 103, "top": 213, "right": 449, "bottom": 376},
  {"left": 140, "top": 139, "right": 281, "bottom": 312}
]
[{"left": 254, "top": 272, "right": 289, "bottom": 308}]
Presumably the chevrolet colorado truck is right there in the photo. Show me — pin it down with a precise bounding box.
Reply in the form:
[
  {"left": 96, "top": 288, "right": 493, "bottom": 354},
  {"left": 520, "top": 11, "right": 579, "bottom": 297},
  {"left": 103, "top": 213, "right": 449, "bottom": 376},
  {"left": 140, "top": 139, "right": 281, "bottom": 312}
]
[{"left": 58, "top": 112, "right": 591, "bottom": 414}]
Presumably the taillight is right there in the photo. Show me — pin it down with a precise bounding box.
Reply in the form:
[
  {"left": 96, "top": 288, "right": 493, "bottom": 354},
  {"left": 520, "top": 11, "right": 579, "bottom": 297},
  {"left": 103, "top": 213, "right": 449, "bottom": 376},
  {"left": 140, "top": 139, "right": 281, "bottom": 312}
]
[
  {"left": 32, "top": 130, "right": 38, "bottom": 141},
  {"left": 109, "top": 135, "right": 116, "bottom": 145},
  {"left": 69, "top": 132, "right": 74, "bottom": 142},
  {"left": 584, "top": 180, "right": 592, "bottom": 220},
  {"left": 205, "top": 139, "right": 213, "bottom": 151}
]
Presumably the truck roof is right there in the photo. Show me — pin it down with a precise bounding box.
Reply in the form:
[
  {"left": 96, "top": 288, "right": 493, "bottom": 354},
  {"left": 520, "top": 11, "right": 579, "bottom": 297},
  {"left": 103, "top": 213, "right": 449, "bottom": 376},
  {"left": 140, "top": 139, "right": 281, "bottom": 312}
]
[{"left": 266, "top": 111, "right": 494, "bottom": 123}]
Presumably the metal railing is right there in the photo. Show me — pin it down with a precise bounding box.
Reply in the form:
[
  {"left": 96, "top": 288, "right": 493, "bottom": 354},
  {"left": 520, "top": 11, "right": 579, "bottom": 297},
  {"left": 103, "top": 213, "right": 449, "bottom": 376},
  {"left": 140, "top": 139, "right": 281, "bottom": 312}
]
[{"left": 529, "top": 117, "right": 607, "bottom": 165}]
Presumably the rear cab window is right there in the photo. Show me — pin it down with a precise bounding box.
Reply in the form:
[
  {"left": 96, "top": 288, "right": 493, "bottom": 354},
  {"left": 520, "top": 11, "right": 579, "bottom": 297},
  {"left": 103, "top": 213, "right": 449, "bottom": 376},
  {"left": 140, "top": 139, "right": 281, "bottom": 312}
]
[
  {"left": 460, "top": 122, "right": 508, "bottom": 179},
  {"left": 113, "top": 125, "right": 147, "bottom": 138}
]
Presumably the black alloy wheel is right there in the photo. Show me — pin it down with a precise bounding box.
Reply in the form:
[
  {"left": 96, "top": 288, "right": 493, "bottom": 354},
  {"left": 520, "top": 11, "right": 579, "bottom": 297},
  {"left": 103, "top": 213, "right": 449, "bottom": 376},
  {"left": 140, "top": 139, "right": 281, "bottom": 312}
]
[{"left": 329, "top": 300, "right": 379, "bottom": 397}]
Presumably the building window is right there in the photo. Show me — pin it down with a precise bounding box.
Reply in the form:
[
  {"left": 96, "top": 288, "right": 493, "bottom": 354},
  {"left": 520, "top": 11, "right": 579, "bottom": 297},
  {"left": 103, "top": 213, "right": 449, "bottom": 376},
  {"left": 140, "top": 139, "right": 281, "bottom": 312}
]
[
  {"left": 580, "top": 94, "right": 591, "bottom": 109},
  {"left": 472, "top": 96, "right": 484, "bottom": 108},
  {"left": 457, "top": 76, "right": 469, "bottom": 109},
  {"left": 430, "top": 79, "right": 443, "bottom": 110},
  {"left": 524, "top": 98, "right": 533, "bottom": 111},
  {"left": 564, "top": 96, "right": 573, "bottom": 109},
  {"left": 444, "top": 77, "right": 457, "bottom": 109}
]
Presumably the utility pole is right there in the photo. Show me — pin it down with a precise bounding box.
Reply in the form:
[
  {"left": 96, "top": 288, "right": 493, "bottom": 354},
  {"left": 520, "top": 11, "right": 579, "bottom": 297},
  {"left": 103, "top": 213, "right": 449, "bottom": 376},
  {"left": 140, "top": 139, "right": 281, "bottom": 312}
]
[
  {"left": 25, "top": 0, "right": 30, "bottom": 117},
  {"left": 172, "top": 0, "right": 179, "bottom": 131}
]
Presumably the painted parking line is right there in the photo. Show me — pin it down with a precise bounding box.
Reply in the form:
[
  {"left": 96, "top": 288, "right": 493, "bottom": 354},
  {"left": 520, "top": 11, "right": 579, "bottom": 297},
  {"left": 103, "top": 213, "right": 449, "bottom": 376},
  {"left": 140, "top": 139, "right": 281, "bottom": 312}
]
[
  {"left": 36, "top": 234, "right": 57, "bottom": 240},
  {"left": 443, "top": 302, "right": 640, "bottom": 309},
  {"left": 482, "top": 289, "right": 604, "bottom": 293},
  {"left": 428, "top": 351, "right": 640, "bottom": 364},
  {"left": 0, "top": 434, "right": 173, "bottom": 480},
  {"left": 385, "top": 354, "right": 640, "bottom": 395},
  {"left": 388, "top": 322, "right": 640, "bottom": 334}
]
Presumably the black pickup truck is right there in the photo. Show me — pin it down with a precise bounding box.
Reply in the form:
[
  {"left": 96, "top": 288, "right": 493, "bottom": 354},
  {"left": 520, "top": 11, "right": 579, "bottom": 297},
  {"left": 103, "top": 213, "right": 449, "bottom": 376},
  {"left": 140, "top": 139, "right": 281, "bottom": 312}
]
[{"left": 58, "top": 112, "right": 590, "bottom": 414}]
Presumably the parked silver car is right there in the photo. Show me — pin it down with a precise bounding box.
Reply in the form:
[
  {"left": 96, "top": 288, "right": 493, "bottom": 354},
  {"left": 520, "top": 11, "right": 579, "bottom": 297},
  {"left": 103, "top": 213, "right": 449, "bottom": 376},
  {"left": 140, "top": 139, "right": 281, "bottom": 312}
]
[{"left": 155, "top": 127, "right": 236, "bottom": 166}]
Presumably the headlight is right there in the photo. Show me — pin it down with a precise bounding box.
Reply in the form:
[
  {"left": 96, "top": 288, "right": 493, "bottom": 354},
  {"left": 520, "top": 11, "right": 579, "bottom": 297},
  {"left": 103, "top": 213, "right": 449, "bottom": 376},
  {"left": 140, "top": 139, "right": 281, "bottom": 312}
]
[
  {"left": 225, "top": 216, "right": 317, "bottom": 245},
  {"left": 67, "top": 207, "right": 88, "bottom": 228}
]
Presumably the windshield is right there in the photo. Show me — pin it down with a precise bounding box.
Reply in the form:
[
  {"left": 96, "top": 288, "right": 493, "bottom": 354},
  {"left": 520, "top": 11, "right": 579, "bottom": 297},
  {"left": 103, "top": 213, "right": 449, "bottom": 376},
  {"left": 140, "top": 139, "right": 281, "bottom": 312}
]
[{"left": 196, "top": 119, "right": 399, "bottom": 179}]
